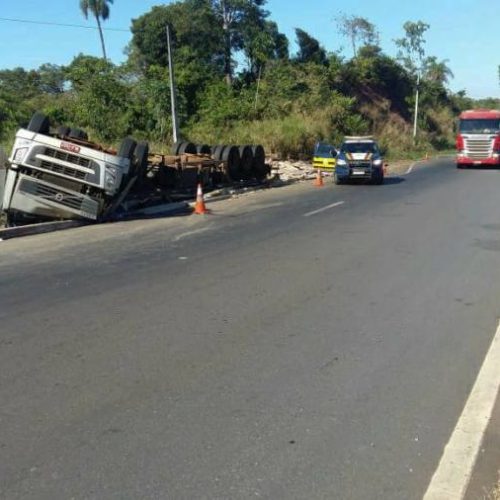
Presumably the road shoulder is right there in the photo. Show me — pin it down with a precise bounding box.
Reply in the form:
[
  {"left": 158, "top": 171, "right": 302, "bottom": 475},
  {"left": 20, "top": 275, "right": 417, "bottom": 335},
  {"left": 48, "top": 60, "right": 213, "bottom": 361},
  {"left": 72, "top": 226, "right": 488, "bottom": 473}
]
[{"left": 465, "top": 391, "right": 500, "bottom": 500}]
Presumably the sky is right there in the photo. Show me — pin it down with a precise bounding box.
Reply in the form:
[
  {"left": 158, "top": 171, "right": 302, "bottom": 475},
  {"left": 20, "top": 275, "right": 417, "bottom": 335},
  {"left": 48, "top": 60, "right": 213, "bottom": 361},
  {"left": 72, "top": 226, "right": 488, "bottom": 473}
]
[{"left": 0, "top": 0, "right": 498, "bottom": 99}]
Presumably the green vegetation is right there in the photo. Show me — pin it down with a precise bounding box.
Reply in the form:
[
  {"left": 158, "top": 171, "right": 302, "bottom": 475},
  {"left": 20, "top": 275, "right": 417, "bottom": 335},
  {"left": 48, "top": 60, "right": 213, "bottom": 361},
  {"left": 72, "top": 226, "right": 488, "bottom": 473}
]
[{"left": 0, "top": 0, "right": 498, "bottom": 158}]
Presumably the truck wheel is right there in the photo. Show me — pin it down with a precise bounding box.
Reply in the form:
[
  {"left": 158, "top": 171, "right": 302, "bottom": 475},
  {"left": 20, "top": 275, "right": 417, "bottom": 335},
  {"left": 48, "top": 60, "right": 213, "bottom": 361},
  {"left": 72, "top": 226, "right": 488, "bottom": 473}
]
[
  {"left": 223, "top": 145, "right": 241, "bottom": 181},
  {"left": 334, "top": 172, "right": 343, "bottom": 185},
  {"left": 118, "top": 137, "right": 137, "bottom": 160},
  {"left": 239, "top": 145, "right": 253, "bottom": 179},
  {"left": 57, "top": 125, "right": 71, "bottom": 137},
  {"left": 27, "top": 112, "right": 50, "bottom": 135},
  {"left": 213, "top": 145, "right": 226, "bottom": 161},
  {"left": 251, "top": 145, "right": 267, "bottom": 180},
  {"left": 133, "top": 141, "right": 149, "bottom": 179},
  {"left": 196, "top": 144, "right": 211, "bottom": 155},
  {"left": 178, "top": 142, "right": 197, "bottom": 155},
  {"left": 456, "top": 163, "right": 465, "bottom": 169},
  {"left": 172, "top": 141, "right": 184, "bottom": 155},
  {"left": 69, "top": 128, "right": 88, "bottom": 141}
]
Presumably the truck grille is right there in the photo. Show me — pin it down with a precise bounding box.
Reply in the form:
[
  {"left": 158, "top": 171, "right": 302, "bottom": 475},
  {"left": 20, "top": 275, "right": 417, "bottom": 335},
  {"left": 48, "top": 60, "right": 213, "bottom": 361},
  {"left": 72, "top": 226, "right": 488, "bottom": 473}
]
[
  {"left": 24, "top": 146, "right": 101, "bottom": 185},
  {"left": 18, "top": 177, "right": 98, "bottom": 218},
  {"left": 44, "top": 147, "right": 91, "bottom": 168},
  {"left": 39, "top": 159, "right": 87, "bottom": 180},
  {"left": 465, "top": 138, "right": 493, "bottom": 159}
]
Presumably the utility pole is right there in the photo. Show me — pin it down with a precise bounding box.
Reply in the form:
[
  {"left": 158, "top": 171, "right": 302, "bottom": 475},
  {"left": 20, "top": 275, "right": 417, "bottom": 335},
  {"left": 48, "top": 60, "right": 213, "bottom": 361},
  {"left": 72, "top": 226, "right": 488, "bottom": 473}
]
[
  {"left": 413, "top": 71, "right": 420, "bottom": 141},
  {"left": 166, "top": 24, "right": 180, "bottom": 144}
]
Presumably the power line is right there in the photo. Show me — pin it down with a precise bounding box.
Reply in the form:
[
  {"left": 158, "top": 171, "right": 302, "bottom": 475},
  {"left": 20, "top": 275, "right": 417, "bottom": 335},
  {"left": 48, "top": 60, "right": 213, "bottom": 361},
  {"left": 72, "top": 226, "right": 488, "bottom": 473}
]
[{"left": 0, "top": 16, "right": 129, "bottom": 32}]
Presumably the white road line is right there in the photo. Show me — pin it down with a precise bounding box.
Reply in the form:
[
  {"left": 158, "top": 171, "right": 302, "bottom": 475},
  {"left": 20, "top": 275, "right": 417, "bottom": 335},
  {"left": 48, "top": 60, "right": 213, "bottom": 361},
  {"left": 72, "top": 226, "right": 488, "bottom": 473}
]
[
  {"left": 423, "top": 320, "right": 500, "bottom": 500},
  {"left": 173, "top": 225, "right": 214, "bottom": 242},
  {"left": 405, "top": 163, "right": 417, "bottom": 175},
  {"left": 303, "top": 201, "right": 345, "bottom": 217}
]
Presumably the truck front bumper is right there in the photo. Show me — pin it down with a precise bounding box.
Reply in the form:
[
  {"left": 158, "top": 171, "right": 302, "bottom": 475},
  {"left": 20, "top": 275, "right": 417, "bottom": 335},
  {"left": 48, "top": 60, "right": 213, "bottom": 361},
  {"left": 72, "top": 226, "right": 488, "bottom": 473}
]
[
  {"left": 457, "top": 155, "right": 500, "bottom": 166},
  {"left": 3, "top": 171, "right": 101, "bottom": 221}
]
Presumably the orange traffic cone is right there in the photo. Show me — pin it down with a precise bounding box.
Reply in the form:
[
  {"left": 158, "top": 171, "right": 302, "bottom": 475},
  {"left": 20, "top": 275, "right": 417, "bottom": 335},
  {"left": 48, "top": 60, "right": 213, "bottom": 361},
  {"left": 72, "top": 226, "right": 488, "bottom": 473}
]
[
  {"left": 313, "top": 168, "right": 324, "bottom": 187},
  {"left": 193, "top": 182, "right": 209, "bottom": 214}
]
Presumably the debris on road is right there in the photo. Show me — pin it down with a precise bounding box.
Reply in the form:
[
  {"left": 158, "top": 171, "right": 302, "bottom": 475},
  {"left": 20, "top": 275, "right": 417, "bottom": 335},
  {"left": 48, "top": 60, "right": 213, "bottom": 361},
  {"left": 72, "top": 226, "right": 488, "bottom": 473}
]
[{"left": 271, "top": 160, "right": 331, "bottom": 182}]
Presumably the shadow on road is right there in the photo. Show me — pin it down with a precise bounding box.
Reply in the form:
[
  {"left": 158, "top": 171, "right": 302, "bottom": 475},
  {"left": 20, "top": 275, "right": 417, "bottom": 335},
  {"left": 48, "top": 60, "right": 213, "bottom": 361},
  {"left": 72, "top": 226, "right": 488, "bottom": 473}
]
[
  {"left": 458, "top": 166, "right": 500, "bottom": 171},
  {"left": 384, "top": 176, "right": 405, "bottom": 185}
]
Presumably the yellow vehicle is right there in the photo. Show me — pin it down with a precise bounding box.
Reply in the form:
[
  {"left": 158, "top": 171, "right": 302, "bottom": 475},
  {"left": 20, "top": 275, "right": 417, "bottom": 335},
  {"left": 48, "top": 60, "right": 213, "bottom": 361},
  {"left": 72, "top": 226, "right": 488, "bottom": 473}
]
[{"left": 312, "top": 142, "right": 337, "bottom": 171}]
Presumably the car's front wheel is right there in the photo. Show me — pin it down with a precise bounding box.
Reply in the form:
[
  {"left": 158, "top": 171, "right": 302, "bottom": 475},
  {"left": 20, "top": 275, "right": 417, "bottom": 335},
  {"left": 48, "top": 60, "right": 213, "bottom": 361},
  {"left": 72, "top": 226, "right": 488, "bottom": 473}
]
[{"left": 372, "top": 169, "right": 384, "bottom": 185}]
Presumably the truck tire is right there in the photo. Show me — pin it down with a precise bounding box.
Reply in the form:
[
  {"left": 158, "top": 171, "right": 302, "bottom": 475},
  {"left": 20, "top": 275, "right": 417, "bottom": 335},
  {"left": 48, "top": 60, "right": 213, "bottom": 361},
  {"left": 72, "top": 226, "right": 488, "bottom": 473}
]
[
  {"left": 133, "top": 141, "right": 149, "bottom": 179},
  {"left": 213, "top": 145, "right": 226, "bottom": 161},
  {"left": 196, "top": 144, "right": 211, "bottom": 155},
  {"left": 251, "top": 145, "right": 267, "bottom": 180},
  {"left": 222, "top": 145, "right": 241, "bottom": 181},
  {"left": 57, "top": 125, "right": 71, "bottom": 137},
  {"left": 178, "top": 142, "right": 197, "bottom": 155},
  {"left": 172, "top": 141, "right": 183, "bottom": 155},
  {"left": 69, "top": 128, "right": 88, "bottom": 141},
  {"left": 27, "top": 112, "right": 50, "bottom": 135},
  {"left": 239, "top": 145, "right": 253, "bottom": 179},
  {"left": 118, "top": 137, "right": 137, "bottom": 160}
]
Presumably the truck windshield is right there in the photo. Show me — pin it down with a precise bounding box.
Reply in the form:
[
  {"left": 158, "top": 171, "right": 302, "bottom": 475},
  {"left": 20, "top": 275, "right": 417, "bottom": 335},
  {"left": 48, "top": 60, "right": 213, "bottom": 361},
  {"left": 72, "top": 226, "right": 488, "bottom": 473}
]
[
  {"left": 341, "top": 143, "right": 378, "bottom": 154},
  {"left": 459, "top": 119, "right": 500, "bottom": 134}
]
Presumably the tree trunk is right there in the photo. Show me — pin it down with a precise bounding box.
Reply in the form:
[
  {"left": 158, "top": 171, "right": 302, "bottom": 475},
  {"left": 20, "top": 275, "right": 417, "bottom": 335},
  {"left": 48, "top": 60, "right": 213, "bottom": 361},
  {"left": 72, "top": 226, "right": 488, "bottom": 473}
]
[
  {"left": 95, "top": 15, "right": 107, "bottom": 60},
  {"left": 224, "top": 32, "right": 232, "bottom": 85},
  {"left": 222, "top": 2, "right": 232, "bottom": 85}
]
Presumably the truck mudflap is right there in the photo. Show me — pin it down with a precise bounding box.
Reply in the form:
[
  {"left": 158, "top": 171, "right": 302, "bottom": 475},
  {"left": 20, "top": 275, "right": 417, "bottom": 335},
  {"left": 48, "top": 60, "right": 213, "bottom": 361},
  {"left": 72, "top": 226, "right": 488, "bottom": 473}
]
[{"left": 6, "top": 172, "right": 101, "bottom": 221}]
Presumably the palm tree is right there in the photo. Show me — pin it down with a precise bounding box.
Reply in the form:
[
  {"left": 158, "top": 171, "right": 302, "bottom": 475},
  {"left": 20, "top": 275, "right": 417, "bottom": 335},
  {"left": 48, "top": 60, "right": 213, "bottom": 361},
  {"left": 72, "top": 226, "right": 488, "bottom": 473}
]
[
  {"left": 79, "top": 0, "right": 114, "bottom": 60},
  {"left": 424, "top": 56, "right": 454, "bottom": 86}
]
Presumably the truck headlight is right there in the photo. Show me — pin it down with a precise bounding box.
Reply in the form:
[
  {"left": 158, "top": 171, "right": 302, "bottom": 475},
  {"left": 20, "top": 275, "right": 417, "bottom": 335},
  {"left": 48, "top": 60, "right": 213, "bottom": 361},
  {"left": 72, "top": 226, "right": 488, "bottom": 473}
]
[
  {"left": 104, "top": 167, "right": 118, "bottom": 189},
  {"left": 373, "top": 159, "right": 383, "bottom": 166},
  {"left": 13, "top": 147, "right": 29, "bottom": 163},
  {"left": 337, "top": 159, "right": 347, "bottom": 166}
]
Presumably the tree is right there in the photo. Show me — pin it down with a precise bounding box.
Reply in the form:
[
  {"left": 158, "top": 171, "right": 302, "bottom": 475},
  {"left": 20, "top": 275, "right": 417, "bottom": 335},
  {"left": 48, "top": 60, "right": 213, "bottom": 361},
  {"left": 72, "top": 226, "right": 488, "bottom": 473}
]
[
  {"left": 79, "top": 0, "right": 114, "bottom": 60},
  {"left": 210, "top": 0, "right": 268, "bottom": 85},
  {"left": 130, "top": 1, "right": 224, "bottom": 72},
  {"left": 423, "top": 56, "right": 453, "bottom": 86},
  {"left": 242, "top": 20, "right": 288, "bottom": 78},
  {"left": 38, "top": 64, "right": 66, "bottom": 94},
  {"left": 394, "top": 20, "right": 429, "bottom": 75},
  {"left": 337, "top": 15, "right": 379, "bottom": 58},
  {"left": 66, "top": 55, "right": 130, "bottom": 140},
  {"left": 294, "top": 29, "right": 327, "bottom": 65},
  {"left": 394, "top": 20, "right": 430, "bottom": 139}
]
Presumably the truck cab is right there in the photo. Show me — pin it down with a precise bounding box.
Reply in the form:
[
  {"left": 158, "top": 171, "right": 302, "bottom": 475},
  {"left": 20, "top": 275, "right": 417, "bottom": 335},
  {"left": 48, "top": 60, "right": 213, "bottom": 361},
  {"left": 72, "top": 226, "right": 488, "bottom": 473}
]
[
  {"left": 2, "top": 113, "right": 135, "bottom": 225},
  {"left": 456, "top": 109, "right": 500, "bottom": 168}
]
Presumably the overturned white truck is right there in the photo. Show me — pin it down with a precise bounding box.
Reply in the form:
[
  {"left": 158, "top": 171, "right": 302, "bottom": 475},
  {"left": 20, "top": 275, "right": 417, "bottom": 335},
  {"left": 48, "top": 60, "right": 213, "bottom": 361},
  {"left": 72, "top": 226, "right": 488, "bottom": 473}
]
[
  {"left": 2, "top": 112, "right": 146, "bottom": 226},
  {"left": 2, "top": 112, "right": 268, "bottom": 226}
]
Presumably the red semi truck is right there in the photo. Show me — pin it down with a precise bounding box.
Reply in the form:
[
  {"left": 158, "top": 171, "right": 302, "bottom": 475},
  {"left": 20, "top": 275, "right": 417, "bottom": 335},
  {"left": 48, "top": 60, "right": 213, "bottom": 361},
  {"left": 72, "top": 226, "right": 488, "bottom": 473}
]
[{"left": 456, "top": 109, "right": 500, "bottom": 168}]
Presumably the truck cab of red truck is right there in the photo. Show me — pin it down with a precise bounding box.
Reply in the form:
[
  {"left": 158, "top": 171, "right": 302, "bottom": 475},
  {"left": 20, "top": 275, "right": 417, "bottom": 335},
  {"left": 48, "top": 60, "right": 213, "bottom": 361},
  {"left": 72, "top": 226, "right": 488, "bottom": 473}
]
[{"left": 456, "top": 109, "right": 500, "bottom": 168}]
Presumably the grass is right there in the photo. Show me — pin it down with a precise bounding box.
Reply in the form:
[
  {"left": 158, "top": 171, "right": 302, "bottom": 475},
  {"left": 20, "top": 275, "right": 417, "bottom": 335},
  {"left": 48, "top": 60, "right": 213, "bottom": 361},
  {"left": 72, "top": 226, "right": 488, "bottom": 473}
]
[{"left": 489, "top": 476, "right": 500, "bottom": 500}]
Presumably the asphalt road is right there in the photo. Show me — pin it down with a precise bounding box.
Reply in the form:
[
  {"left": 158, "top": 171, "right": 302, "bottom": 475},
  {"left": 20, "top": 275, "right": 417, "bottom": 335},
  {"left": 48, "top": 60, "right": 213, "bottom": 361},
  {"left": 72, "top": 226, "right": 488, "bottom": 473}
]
[{"left": 1, "top": 158, "right": 499, "bottom": 499}]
